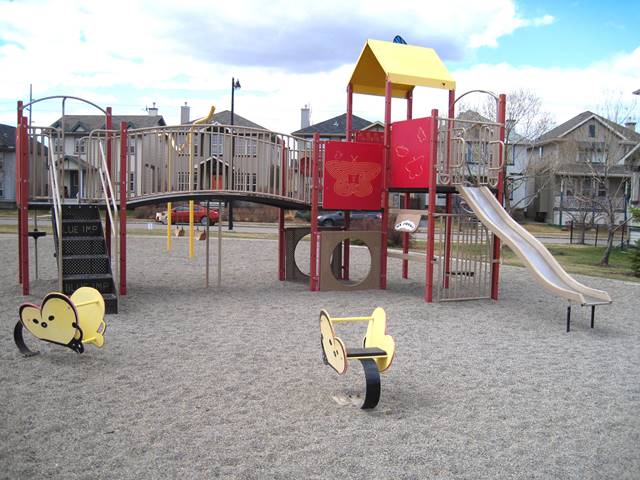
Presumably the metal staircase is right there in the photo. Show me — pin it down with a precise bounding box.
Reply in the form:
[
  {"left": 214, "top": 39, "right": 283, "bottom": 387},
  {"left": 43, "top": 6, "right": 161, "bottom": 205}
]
[
  {"left": 52, "top": 204, "right": 118, "bottom": 314},
  {"left": 51, "top": 205, "right": 118, "bottom": 313}
]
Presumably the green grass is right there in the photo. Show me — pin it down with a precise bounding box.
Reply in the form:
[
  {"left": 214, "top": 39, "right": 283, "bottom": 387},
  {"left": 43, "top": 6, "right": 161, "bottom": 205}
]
[{"left": 501, "top": 244, "right": 637, "bottom": 282}]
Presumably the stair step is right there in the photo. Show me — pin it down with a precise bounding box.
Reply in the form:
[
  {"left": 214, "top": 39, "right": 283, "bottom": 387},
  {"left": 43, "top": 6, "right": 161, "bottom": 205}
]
[
  {"left": 63, "top": 273, "right": 115, "bottom": 294},
  {"left": 103, "top": 293, "right": 118, "bottom": 315},
  {"left": 62, "top": 237, "right": 106, "bottom": 256},
  {"left": 61, "top": 220, "right": 104, "bottom": 237},
  {"left": 62, "top": 255, "right": 111, "bottom": 275},
  {"left": 61, "top": 205, "right": 101, "bottom": 220}
]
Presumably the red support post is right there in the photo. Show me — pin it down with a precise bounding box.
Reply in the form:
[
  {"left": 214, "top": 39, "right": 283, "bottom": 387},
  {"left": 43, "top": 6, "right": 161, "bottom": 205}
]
[
  {"left": 425, "top": 109, "right": 439, "bottom": 302},
  {"left": 491, "top": 94, "right": 507, "bottom": 300},
  {"left": 444, "top": 89, "right": 456, "bottom": 289},
  {"left": 20, "top": 116, "right": 30, "bottom": 295},
  {"left": 380, "top": 79, "right": 392, "bottom": 289},
  {"left": 310, "top": 133, "right": 320, "bottom": 291},
  {"left": 16, "top": 102, "right": 23, "bottom": 285},
  {"left": 343, "top": 212, "right": 350, "bottom": 280},
  {"left": 105, "top": 107, "right": 112, "bottom": 257},
  {"left": 119, "top": 122, "right": 128, "bottom": 295},
  {"left": 402, "top": 90, "right": 413, "bottom": 279},
  {"left": 346, "top": 84, "right": 353, "bottom": 141},
  {"left": 343, "top": 83, "right": 354, "bottom": 280}
]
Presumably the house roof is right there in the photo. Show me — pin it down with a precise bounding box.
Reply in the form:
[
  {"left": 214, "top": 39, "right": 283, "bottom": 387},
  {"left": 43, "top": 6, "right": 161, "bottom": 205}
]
[
  {"left": 0, "top": 124, "right": 16, "bottom": 150},
  {"left": 51, "top": 114, "right": 166, "bottom": 132},
  {"left": 456, "top": 110, "right": 528, "bottom": 145},
  {"left": 207, "top": 110, "right": 266, "bottom": 130},
  {"left": 349, "top": 39, "right": 455, "bottom": 98},
  {"left": 536, "top": 111, "right": 640, "bottom": 144},
  {"left": 291, "top": 113, "right": 372, "bottom": 136}
]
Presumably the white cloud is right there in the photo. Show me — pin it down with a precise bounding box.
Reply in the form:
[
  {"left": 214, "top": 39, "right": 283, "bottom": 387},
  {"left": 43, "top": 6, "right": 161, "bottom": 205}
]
[{"left": 0, "top": 0, "right": 635, "bottom": 138}]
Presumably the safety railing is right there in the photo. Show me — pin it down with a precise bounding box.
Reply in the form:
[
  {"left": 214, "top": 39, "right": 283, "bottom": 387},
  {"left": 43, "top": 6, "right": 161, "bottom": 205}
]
[
  {"left": 434, "top": 212, "right": 493, "bottom": 301},
  {"left": 112, "top": 124, "right": 315, "bottom": 204},
  {"left": 436, "top": 117, "right": 504, "bottom": 188}
]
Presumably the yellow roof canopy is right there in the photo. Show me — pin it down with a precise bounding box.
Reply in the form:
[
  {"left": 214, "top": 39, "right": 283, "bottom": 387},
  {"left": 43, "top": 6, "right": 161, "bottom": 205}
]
[{"left": 349, "top": 39, "right": 455, "bottom": 98}]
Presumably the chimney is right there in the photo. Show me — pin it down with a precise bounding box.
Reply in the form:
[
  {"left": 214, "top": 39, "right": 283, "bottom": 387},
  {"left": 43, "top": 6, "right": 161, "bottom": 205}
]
[
  {"left": 625, "top": 121, "right": 636, "bottom": 132},
  {"left": 301, "top": 104, "right": 311, "bottom": 129},
  {"left": 147, "top": 102, "right": 159, "bottom": 116},
  {"left": 181, "top": 102, "right": 190, "bottom": 124}
]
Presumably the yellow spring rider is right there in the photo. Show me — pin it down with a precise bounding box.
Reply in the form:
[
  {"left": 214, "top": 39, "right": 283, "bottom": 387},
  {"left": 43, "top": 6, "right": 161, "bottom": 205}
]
[
  {"left": 15, "top": 287, "right": 107, "bottom": 356},
  {"left": 320, "top": 307, "right": 395, "bottom": 409}
]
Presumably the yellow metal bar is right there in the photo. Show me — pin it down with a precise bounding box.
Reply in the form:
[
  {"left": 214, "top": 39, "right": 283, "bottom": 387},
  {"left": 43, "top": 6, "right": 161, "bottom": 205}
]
[
  {"left": 189, "top": 200, "right": 194, "bottom": 258},
  {"left": 330, "top": 316, "right": 374, "bottom": 323},
  {"left": 167, "top": 202, "right": 172, "bottom": 251},
  {"left": 72, "top": 299, "right": 99, "bottom": 308}
]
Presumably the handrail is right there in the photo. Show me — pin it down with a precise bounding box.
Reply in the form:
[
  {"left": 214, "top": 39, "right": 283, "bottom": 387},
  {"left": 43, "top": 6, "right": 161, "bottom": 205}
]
[
  {"left": 47, "top": 141, "right": 63, "bottom": 290},
  {"left": 97, "top": 140, "right": 120, "bottom": 290}
]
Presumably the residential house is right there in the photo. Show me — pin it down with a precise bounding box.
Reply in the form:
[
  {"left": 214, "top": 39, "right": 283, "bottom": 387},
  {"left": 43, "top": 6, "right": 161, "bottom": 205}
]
[
  {"left": 291, "top": 113, "right": 377, "bottom": 141},
  {"left": 181, "top": 106, "right": 274, "bottom": 193},
  {"left": 0, "top": 124, "right": 16, "bottom": 207},
  {"left": 528, "top": 111, "right": 640, "bottom": 225},
  {"left": 50, "top": 111, "right": 166, "bottom": 199}
]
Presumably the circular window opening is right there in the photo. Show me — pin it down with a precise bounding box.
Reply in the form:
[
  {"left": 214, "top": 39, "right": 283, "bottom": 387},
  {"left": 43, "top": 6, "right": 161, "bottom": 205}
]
[{"left": 329, "top": 238, "right": 373, "bottom": 286}]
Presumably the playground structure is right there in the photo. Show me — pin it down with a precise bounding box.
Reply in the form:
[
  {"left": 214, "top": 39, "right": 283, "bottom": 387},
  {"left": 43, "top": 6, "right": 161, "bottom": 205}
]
[
  {"left": 14, "top": 39, "right": 610, "bottom": 328},
  {"left": 15, "top": 287, "right": 106, "bottom": 356},
  {"left": 320, "top": 307, "right": 395, "bottom": 409}
]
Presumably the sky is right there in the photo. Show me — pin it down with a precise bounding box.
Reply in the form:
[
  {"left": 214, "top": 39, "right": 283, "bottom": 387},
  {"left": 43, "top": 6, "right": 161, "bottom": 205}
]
[{"left": 0, "top": 0, "right": 639, "bottom": 135}]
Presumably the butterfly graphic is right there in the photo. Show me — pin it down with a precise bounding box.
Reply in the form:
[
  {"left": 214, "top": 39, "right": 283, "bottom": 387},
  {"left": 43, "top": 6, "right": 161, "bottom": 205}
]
[{"left": 325, "top": 155, "right": 381, "bottom": 198}]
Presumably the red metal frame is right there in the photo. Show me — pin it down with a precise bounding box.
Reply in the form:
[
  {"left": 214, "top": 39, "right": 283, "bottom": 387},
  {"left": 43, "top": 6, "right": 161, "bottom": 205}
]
[
  {"left": 401, "top": 90, "right": 413, "bottom": 279},
  {"left": 20, "top": 116, "right": 30, "bottom": 295},
  {"left": 425, "top": 109, "right": 439, "bottom": 302},
  {"left": 119, "top": 122, "right": 128, "bottom": 295},
  {"left": 491, "top": 94, "right": 507, "bottom": 300},
  {"left": 310, "top": 133, "right": 320, "bottom": 291},
  {"left": 278, "top": 139, "right": 287, "bottom": 281},
  {"left": 105, "top": 107, "right": 112, "bottom": 257},
  {"left": 16, "top": 102, "right": 23, "bottom": 285},
  {"left": 343, "top": 88, "right": 353, "bottom": 281},
  {"left": 380, "top": 79, "right": 392, "bottom": 289}
]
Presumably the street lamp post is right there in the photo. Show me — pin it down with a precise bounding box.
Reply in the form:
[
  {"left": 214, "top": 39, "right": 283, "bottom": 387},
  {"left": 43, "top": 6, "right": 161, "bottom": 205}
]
[{"left": 228, "top": 77, "right": 241, "bottom": 230}]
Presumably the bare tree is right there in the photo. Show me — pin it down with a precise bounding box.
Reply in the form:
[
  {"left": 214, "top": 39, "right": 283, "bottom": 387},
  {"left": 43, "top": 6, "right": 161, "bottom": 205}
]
[
  {"left": 557, "top": 98, "right": 638, "bottom": 265},
  {"left": 479, "top": 89, "right": 555, "bottom": 214}
]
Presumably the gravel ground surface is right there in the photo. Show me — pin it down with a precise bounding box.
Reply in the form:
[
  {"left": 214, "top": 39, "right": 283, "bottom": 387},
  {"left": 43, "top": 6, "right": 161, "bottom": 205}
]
[{"left": 1, "top": 234, "right": 639, "bottom": 479}]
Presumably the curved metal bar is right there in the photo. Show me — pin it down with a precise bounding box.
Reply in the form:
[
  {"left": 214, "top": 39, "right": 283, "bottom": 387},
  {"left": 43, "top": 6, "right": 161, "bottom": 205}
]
[
  {"left": 453, "top": 89, "right": 499, "bottom": 106},
  {"left": 22, "top": 95, "right": 107, "bottom": 114},
  {"left": 360, "top": 358, "right": 381, "bottom": 409},
  {"left": 13, "top": 321, "right": 40, "bottom": 357}
]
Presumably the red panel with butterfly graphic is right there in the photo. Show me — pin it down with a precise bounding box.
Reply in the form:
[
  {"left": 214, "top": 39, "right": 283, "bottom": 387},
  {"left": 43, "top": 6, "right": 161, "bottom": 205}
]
[
  {"left": 322, "top": 141, "right": 384, "bottom": 210},
  {"left": 390, "top": 117, "right": 433, "bottom": 189}
]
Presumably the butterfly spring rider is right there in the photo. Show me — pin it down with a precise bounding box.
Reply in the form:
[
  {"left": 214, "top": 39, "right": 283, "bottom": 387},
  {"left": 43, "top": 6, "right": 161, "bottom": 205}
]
[
  {"left": 15, "top": 287, "right": 107, "bottom": 356},
  {"left": 320, "top": 307, "right": 395, "bottom": 409}
]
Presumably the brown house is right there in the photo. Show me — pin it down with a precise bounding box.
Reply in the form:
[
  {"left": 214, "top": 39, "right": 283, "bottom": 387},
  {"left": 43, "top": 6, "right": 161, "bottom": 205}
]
[{"left": 528, "top": 111, "right": 640, "bottom": 225}]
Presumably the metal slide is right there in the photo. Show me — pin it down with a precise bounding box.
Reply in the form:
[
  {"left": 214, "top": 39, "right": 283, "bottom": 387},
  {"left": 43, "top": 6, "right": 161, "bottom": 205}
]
[{"left": 458, "top": 186, "right": 611, "bottom": 306}]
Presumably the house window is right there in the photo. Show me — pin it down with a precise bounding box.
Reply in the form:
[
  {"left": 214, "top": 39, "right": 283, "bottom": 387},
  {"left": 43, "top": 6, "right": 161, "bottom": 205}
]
[
  {"left": 597, "top": 182, "right": 607, "bottom": 197},
  {"left": 588, "top": 124, "right": 596, "bottom": 138},
  {"left": 538, "top": 146, "right": 543, "bottom": 158},
  {"left": 129, "top": 173, "right": 135, "bottom": 192},
  {"left": 74, "top": 138, "right": 85, "bottom": 155},
  {"left": 211, "top": 133, "right": 223, "bottom": 155},
  {"left": 234, "top": 137, "right": 258, "bottom": 156},
  {"left": 128, "top": 142, "right": 135, "bottom": 156},
  {"left": 53, "top": 138, "right": 64, "bottom": 154}
]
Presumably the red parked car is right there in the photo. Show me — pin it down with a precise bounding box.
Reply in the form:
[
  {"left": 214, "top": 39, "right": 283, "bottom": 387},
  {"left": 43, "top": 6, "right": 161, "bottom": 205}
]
[{"left": 159, "top": 204, "right": 219, "bottom": 225}]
